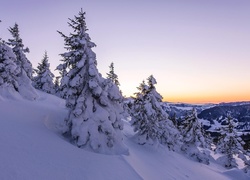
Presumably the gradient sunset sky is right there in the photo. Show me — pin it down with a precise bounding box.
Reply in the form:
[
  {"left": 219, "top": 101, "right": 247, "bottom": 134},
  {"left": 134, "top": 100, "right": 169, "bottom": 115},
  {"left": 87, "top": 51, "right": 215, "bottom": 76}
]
[{"left": 1, "top": 0, "right": 250, "bottom": 104}]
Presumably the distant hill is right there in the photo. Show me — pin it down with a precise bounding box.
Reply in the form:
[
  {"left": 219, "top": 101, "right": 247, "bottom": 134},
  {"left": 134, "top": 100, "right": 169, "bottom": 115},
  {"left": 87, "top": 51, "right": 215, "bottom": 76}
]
[
  {"left": 198, "top": 103, "right": 250, "bottom": 131},
  {"left": 162, "top": 101, "right": 250, "bottom": 131}
]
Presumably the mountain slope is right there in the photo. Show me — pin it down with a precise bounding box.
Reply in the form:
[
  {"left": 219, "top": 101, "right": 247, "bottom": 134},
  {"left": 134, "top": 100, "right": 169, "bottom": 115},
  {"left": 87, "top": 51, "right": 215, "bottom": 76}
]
[{"left": 0, "top": 92, "right": 248, "bottom": 180}]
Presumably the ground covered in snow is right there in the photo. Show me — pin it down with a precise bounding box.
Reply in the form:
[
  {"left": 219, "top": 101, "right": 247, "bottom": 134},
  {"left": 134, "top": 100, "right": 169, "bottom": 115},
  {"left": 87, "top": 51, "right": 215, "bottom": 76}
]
[{"left": 0, "top": 91, "right": 249, "bottom": 180}]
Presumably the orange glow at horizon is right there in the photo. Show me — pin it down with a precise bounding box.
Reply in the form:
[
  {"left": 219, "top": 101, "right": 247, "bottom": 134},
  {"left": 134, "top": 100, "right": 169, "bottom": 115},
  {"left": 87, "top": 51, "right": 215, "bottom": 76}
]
[
  {"left": 121, "top": 82, "right": 250, "bottom": 104},
  {"left": 163, "top": 93, "right": 250, "bottom": 104}
]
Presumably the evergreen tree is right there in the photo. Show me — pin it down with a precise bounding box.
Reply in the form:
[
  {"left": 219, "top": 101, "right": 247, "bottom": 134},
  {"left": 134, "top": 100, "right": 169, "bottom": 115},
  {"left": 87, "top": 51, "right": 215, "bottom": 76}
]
[
  {"left": 33, "top": 51, "right": 55, "bottom": 94},
  {"left": 7, "top": 23, "right": 33, "bottom": 79},
  {"left": 57, "top": 9, "right": 126, "bottom": 154},
  {"left": 131, "top": 80, "right": 158, "bottom": 145},
  {"left": 107, "top": 62, "right": 120, "bottom": 86},
  {"left": 179, "top": 109, "right": 210, "bottom": 164},
  {"left": 0, "top": 30, "right": 37, "bottom": 100},
  {"left": 180, "top": 109, "right": 210, "bottom": 149},
  {"left": 215, "top": 113, "right": 246, "bottom": 168},
  {"left": 131, "top": 75, "right": 180, "bottom": 148},
  {"left": 0, "top": 40, "right": 37, "bottom": 100},
  {"left": 0, "top": 41, "right": 20, "bottom": 91}
]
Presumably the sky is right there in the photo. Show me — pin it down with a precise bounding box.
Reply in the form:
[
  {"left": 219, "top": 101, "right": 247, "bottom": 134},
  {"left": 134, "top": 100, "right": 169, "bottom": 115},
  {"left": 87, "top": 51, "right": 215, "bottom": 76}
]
[{"left": 1, "top": 0, "right": 250, "bottom": 104}]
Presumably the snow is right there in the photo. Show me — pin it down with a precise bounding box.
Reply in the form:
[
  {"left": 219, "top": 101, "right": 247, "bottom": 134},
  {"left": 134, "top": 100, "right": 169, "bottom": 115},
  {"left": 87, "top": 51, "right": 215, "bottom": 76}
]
[{"left": 0, "top": 91, "right": 249, "bottom": 180}]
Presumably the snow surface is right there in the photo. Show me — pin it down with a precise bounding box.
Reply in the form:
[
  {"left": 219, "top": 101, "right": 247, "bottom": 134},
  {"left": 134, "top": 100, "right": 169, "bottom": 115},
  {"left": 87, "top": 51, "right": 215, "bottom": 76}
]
[{"left": 0, "top": 91, "right": 249, "bottom": 180}]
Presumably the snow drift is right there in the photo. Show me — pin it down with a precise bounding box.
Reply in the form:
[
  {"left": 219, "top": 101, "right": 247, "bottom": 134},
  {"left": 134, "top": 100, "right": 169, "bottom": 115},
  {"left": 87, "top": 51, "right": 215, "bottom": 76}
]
[{"left": 0, "top": 91, "right": 249, "bottom": 180}]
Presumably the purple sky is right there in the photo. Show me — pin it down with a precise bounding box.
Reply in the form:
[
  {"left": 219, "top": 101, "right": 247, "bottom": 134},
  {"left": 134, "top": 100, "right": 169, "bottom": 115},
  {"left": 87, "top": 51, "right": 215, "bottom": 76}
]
[{"left": 1, "top": 0, "right": 250, "bottom": 103}]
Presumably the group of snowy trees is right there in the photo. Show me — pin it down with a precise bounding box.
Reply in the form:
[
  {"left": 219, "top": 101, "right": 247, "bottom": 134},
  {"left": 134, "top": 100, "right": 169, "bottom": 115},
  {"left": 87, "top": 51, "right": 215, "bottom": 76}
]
[
  {"left": 128, "top": 73, "right": 250, "bottom": 168},
  {"left": 129, "top": 77, "right": 210, "bottom": 163},
  {"left": 0, "top": 20, "right": 118, "bottom": 99},
  {"left": 0, "top": 21, "right": 56, "bottom": 98},
  {"left": 0, "top": 13, "right": 126, "bottom": 154},
  {"left": 1, "top": 10, "right": 250, "bottom": 173},
  {"left": 55, "top": 10, "right": 126, "bottom": 154}
]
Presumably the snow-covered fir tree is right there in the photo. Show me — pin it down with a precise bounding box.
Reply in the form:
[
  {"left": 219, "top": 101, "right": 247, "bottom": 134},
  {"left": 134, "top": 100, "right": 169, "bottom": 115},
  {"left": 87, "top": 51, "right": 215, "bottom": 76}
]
[
  {"left": 107, "top": 62, "right": 120, "bottom": 86},
  {"left": 7, "top": 23, "right": 33, "bottom": 79},
  {"left": 180, "top": 109, "right": 210, "bottom": 149},
  {"left": 0, "top": 25, "right": 37, "bottom": 100},
  {"left": 0, "top": 40, "right": 20, "bottom": 91},
  {"left": 215, "top": 113, "right": 246, "bottom": 168},
  {"left": 33, "top": 51, "right": 55, "bottom": 94},
  {"left": 179, "top": 108, "right": 211, "bottom": 164},
  {"left": 57, "top": 9, "right": 126, "bottom": 154},
  {"left": 131, "top": 75, "right": 180, "bottom": 149},
  {"left": 131, "top": 80, "right": 158, "bottom": 145}
]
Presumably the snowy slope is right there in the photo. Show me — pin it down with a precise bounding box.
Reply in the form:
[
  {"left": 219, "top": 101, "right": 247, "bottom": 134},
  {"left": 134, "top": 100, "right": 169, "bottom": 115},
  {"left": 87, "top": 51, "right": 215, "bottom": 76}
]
[{"left": 0, "top": 91, "right": 248, "bottom": 180}]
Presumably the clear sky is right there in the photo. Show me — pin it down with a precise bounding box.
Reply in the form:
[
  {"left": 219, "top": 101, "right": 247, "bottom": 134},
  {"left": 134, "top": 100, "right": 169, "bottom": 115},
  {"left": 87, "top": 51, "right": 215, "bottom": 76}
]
[{"left": 1, "top": 0, "right": 250, "bottom": 104}]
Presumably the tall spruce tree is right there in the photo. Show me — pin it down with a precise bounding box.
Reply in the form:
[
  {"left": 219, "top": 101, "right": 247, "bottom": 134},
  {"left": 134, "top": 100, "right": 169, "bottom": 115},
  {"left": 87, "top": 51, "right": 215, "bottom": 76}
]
[
  {"left": 7, "top": 23, "right": 33, "bottom": 79},
  {"left": 131, "top": 80, "right": 158, "bottom": 145},
  {"left": 179, "top": 109, "right": 210, "bottom": 164},
  {"left": 33, "top": 51, "right": 55, "bottom": 94},
  {"left": 215, "top": 113, "right": 246, "bottom": 168},
  {"left": 131, "top": 75, "right": 180, "bottom": 148},
  {"left": 57, "top": 9, "right": 126, "bottom": 154},
  {"left": 180, "top": 109, "right": 210, "bottom": 149},
  {"left": 107, "top": 62, "right": 120, "bottom": 86}
]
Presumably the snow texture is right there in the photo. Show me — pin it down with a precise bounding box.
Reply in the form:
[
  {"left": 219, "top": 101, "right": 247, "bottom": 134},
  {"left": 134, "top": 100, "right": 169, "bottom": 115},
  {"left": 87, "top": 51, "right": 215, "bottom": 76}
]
[{"left": 0, "top": 91, "right": 249, "bottom": 180}]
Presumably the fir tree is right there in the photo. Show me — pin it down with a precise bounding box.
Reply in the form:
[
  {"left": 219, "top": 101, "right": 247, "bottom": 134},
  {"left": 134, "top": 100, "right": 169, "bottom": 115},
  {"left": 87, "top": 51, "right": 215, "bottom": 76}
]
[
  {"left": 215, "top": 113, "right": 246, "bottom": 168},
  {"left": 57, "top": 9, "right": 126, "bottom": 154},
  {"left": 0, "top": 41, "right": 20, "bottom": 91},
  {"left": 179, "top": 109, "right": 210, "bottom": 164},
  {"left": 131, "top": 80, "right": 158, "bottom": 145},
  {"left": 0, "top": 40, "right": 37, "bottom": 100},
  {"left": 107, "top": 62, "right": 120, "bottom": 86},
  {"left": 180, "top": 109, "right": 210, "bottom": 149},
  {"left": 131, "top": 75, "right": 180, "bottom": 148},
  {"left": 33, "top": 51, "right": 55, "bottom": 94},
  {"left": 7, "top": 23, "right": 33, "bottom": 79},
  {"left": 0, "top": 24, "right": 37, "bottom": 100}
]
